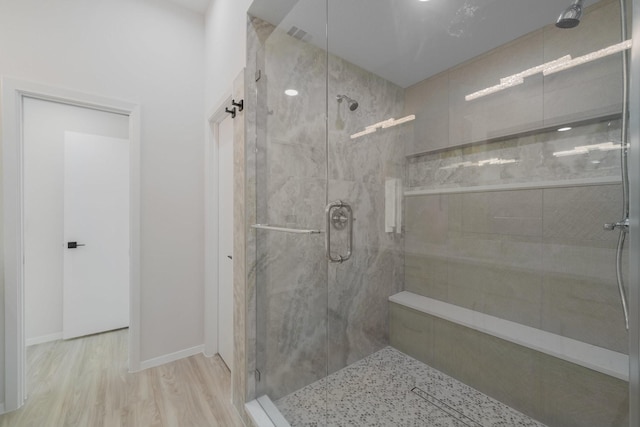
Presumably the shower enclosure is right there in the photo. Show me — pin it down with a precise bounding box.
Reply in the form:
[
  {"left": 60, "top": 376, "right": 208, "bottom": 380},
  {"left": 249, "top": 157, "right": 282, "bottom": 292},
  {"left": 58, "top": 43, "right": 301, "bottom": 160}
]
[{"left": 244, "top": 0, "right": 637, "bottom": 425}]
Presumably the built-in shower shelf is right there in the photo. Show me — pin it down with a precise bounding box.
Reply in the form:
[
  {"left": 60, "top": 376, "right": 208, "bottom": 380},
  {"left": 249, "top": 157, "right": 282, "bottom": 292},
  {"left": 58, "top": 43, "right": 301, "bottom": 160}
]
[
  {"left": 390, "top": 291, "right": 629, "bottom": 381},
  {"left": 404, "top": 175, "right": 621, "bottom": 197}
]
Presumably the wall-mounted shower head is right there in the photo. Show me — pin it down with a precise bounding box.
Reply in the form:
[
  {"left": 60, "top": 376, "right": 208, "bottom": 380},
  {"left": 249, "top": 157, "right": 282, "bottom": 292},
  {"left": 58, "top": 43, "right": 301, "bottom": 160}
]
[
  {"left": 336, "top": 94, "right": 359, "bottom": 111},
  {"left": 556, "top": 0, "right": 583, "bottom": 29}
]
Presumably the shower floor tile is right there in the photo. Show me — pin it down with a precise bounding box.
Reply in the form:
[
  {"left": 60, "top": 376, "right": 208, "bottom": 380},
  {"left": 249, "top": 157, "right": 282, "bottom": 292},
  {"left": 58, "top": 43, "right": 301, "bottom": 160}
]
[{"left": 275, "top": 347, "right": 546, "bottom": 427}]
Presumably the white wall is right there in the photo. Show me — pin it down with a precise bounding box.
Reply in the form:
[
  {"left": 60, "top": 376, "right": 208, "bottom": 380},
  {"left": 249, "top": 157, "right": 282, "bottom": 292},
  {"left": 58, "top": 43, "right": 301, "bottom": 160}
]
[
  {"left": 203, "top": 0, "right": 251, "bottom": 365},
  {"left": 0, "top": 0, "right": 206, "bottom": 379},
  {"left": 23, "top": 98, "right": 129, "bottom": 345},
  {"left": 205, "top": 0, "right": 253, "bottom": 113}
]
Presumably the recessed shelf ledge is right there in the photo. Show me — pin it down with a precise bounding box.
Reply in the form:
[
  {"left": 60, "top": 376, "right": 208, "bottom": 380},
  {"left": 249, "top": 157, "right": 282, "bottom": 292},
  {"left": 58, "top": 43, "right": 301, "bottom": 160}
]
[
  {"left": 405, "top": 176, "right": 621, "bottom": 197},
  {"left": 405, "top": 112, "right": 622, "bottom": 159},
  {"left": 390, "top": 291, "right": 629, "bottom": 381}
]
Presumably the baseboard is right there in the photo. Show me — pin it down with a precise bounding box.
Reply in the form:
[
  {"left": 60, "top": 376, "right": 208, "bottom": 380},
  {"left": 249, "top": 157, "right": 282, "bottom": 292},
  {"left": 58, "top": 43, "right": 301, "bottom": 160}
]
[
  {"left": 26, "top": 332, "right": 63, "bottom": 347},
  {"left": 137, "top": 344, "right": 204, "bottom": 371}
]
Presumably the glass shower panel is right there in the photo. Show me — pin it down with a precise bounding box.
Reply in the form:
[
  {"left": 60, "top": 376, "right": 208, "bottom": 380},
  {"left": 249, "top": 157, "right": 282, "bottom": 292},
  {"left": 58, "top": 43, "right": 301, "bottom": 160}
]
[
  {"left": 251, "top": 0, "right": 329, "bottom": 421},
  {"left": 325, "top": 6, "right": 407, "bottom": 376},
  {"left": 398, "top": 0, "right": 631, "bottom": 426},
  {"left": 248, "top": 0, "right": 633, "bottom": 425}
]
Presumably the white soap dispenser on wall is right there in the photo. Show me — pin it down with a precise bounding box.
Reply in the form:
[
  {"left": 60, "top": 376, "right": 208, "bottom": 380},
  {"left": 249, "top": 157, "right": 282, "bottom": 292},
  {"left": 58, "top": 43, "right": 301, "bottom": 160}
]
[{"left": 385, "top": 177, "right": 402, "bottom": 234}]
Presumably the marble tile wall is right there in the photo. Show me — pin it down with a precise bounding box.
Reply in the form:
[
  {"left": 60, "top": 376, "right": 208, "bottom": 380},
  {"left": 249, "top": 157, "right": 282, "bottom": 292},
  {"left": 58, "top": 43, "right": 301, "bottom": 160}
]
[
  {"left": 406, "top": 119, "right": 623, "bottom": 191},
  {"left": 250, "top": 23, "right": 329, "bottom": 402},
  {"left": 327, "top": 56, "right": 406, "bottom": 373},
  {"left": 246, "top": 16, "right": 406, "bottom": 402}
]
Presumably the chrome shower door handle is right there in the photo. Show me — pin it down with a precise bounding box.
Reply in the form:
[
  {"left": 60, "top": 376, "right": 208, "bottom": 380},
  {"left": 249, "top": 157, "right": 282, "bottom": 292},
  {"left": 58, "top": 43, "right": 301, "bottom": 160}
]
[
  {"left": 341, "top": 202, "right": 353, "bottom": 262},
  {"left": 325, "top": 200, "right": 353, "bottom": 263}
]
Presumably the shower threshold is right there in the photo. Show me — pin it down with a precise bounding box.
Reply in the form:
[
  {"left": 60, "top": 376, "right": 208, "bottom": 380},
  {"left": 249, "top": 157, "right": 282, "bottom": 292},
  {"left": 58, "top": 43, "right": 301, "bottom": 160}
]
[{"left": 273, "top": 347, "right": 545, "bottom": 427}]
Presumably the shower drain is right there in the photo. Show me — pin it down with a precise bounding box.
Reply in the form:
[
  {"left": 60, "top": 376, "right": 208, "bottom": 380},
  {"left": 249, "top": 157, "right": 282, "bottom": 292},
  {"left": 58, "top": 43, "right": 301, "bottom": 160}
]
[{"left": 411, "top": 387, "right": 484, "bottom": 427}]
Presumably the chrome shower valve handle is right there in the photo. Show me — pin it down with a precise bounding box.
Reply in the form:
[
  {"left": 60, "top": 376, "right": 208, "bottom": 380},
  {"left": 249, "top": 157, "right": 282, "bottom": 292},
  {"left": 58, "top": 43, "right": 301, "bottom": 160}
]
[{"left": 325, "top": 200, "right": 353, "bottom": 263}]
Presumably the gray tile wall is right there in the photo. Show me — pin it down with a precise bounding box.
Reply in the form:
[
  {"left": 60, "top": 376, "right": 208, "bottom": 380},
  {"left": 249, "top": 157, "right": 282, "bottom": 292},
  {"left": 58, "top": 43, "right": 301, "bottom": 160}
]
[
  {"left": 405, "top": 183, "right": 628, "bottom": 353},
  {"left": 404, "top": 0, "right": 624, "bottom": 156},
  {"left": 542, "top": 0, "right": 623, "bottom": 126},
  {"left": 402, "top": 0, "right": 628, "bottom": 354}
]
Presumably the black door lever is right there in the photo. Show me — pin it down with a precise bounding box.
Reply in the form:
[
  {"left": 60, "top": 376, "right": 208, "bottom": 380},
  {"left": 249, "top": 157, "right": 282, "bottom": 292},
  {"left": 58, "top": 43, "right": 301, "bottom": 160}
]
[{"left": 67, "top": 241, "right": 86, "bottom": 249}]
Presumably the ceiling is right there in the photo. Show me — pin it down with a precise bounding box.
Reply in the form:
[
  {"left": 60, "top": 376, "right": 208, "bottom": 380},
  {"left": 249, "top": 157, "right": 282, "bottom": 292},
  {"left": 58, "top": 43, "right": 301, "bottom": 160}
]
[
  {"left": 167, "top": 0, "right": 210, "bottom": 14},
  {"left": 249, "top": 0, "right": 600, "bottom": 88}
]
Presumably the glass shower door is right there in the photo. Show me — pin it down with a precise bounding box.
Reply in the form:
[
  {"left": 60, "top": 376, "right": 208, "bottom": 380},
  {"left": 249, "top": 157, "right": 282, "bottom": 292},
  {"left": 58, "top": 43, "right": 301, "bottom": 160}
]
[
  {"left": 248, "top": 0, "right": 635, "bottom": 425},
  {"left": 324, "top": 11, "right": 407, "bottom": 376},
  {"left": 251, "top": 0, "right": 330, "bottom": 423}
]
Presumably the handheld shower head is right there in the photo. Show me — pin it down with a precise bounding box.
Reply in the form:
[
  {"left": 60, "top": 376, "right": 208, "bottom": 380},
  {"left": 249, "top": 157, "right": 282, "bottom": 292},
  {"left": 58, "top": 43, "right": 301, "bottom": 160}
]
[
  {"left": 336, "top": 94, "right": 359, "bottom": 111},
  {"left": 556, "top": 0, "right": 583, "bottom": 29}
]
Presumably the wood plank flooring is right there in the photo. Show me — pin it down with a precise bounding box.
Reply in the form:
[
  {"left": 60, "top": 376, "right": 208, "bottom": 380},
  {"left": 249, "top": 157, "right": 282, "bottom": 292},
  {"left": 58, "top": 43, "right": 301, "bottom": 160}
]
[{"left": 0, "top": 329, "right": 245, "bottom": 427}]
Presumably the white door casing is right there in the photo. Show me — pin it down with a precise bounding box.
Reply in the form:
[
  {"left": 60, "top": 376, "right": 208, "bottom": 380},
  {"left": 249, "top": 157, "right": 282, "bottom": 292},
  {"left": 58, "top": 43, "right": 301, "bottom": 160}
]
[
  {"left": 1, "top": 78, "right": 141, "bottom": 413},
  {"left": 23, "top": 98, "right": 129, "bottom": 346},
  {"left": 63, "top": 132, "right": 130, "bottom": 339}
]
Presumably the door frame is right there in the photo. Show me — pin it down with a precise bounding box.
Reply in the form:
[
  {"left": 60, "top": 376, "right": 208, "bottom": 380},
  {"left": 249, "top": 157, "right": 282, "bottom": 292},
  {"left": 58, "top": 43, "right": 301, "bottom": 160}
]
[
  {"left": 1, "top": 78, "right": 141, "bottom": 412},
  {"left": 204, "top": 94, "right": 233, "bottom": 358}
]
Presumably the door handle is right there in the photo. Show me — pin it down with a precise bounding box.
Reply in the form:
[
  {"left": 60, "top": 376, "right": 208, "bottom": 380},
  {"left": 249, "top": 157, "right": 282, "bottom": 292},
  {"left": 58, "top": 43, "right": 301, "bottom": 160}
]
[
  {"left": 325, "top": 200, "right": 353, "bottom": 263},
  {"left": 227, "top": 255, "right": 232, "bottom": 259},
  {"left": 67, "top": 241, "right": 86, "bottom": 249}
]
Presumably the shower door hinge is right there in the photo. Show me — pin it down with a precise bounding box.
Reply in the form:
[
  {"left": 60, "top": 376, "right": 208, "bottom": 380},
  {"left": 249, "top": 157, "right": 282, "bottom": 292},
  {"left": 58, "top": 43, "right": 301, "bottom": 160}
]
[
  {"left": 255, "top": 69, "right": 262, "bottom": 82},
  {"left": 255, "top": 369, "right": 261, "bottom": 382}
]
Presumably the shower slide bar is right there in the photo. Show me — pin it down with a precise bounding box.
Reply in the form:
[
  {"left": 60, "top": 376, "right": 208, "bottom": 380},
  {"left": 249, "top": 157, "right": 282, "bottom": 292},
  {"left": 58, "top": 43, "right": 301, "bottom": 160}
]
[{"left": 251, "top": 224, "right": 322, "bottom": 234}]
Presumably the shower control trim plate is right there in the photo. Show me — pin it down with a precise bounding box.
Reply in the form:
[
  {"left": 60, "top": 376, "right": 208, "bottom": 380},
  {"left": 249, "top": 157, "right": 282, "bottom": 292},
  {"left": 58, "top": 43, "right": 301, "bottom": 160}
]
[{"left": 325, "top": 200, "right": 353, "bottom": 263}]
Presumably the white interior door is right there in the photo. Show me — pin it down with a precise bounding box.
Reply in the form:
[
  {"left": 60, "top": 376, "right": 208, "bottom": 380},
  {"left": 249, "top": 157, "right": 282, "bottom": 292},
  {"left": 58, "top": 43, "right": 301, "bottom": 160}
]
[
  {"left": 218, "top": 114, "right": 234, "bottom": 370},
  {"left": 63, "top": 131, "right": 130, "bottom": 339}
]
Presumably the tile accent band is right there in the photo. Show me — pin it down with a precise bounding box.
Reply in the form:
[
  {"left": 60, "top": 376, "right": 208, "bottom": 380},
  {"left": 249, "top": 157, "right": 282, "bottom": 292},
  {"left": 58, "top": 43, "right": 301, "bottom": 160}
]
[{"left": 405, "top": 176, "right": 621, "bottom": 197}]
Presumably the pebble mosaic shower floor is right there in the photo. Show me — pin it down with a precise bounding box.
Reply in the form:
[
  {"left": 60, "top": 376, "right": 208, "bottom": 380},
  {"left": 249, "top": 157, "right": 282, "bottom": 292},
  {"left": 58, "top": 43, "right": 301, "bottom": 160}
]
[{"left": 275, "top": 346, "right": 546, "bottom": 427}]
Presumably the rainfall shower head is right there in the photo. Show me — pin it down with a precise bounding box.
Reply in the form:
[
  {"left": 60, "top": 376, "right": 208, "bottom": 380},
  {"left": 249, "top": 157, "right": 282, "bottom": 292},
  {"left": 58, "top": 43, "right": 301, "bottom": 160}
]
[
  {"left": 556, "top": 0, "right": 583, "bottom": 29},
  {"left": 336, "top": 94, "right": 359, "bottom": 111}
]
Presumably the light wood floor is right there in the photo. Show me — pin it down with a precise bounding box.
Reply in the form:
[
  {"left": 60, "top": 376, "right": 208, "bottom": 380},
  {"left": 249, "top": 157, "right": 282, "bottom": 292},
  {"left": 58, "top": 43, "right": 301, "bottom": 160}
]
[{"left": 0, "top": 329, "right": 245, "bottom": 427}]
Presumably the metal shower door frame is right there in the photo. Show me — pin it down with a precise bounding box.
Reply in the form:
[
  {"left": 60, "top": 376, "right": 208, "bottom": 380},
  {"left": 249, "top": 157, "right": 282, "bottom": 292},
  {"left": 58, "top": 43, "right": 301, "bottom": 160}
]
[{"left": 628, "top": 0, "right": 640, "bottom": 423}]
